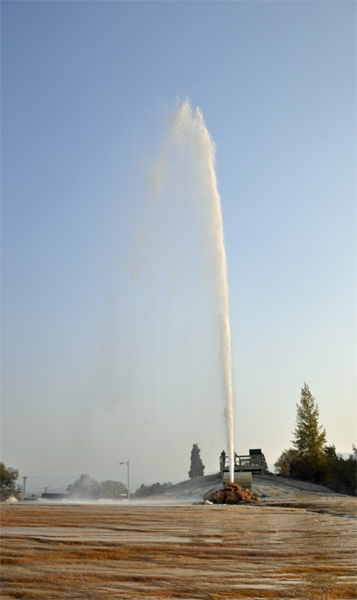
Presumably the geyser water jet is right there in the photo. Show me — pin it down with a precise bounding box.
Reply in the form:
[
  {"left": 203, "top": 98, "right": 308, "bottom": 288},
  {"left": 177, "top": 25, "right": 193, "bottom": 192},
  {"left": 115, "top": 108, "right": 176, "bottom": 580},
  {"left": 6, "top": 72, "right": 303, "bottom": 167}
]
[{"left": 149, "top": 99, "right": 235, "bottom": 482}]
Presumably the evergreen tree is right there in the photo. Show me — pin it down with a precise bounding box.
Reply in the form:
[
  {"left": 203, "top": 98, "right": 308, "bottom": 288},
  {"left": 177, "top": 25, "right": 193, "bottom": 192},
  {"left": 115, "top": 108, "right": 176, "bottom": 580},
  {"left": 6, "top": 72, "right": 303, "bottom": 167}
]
[
  {"left": 188, "top": 444, "right": 205, "bottom": 478},
  {"left": 290, "top": 383, "right": 327, "bottom": 483},
  {"left": 274, "top": 386, "right": 355, "bottom": 494}
]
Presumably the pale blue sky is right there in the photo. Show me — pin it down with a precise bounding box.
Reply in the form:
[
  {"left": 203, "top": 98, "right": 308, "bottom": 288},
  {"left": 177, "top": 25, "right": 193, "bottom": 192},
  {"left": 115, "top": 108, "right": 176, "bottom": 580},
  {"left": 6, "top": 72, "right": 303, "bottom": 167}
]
[{"left": 2, "top": 1, "right": 356, "bottom": 491}]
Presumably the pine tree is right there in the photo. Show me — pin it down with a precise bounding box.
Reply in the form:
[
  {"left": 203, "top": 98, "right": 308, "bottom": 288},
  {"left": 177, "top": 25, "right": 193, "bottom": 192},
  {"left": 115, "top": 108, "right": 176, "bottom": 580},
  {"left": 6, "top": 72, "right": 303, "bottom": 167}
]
[
  {"left": 188, "top": 444, "right": 205, "bottom": 479},
  {"left": 290, "top": 383, "right": 327, "bottom": 482}
]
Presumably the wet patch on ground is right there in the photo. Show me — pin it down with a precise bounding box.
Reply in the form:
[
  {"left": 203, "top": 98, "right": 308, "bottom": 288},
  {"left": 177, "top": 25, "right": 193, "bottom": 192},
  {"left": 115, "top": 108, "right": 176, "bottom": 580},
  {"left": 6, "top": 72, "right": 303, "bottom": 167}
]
[{"left": 1, "top": 500, "right": 356, "bottom": 599}]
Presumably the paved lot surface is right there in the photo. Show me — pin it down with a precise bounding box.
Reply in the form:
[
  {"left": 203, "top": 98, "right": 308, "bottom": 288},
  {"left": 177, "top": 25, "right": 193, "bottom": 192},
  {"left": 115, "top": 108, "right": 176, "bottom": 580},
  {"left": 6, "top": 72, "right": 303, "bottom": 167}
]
[{"left": 1, "top": 500, "right": 356, "bottom": 599}]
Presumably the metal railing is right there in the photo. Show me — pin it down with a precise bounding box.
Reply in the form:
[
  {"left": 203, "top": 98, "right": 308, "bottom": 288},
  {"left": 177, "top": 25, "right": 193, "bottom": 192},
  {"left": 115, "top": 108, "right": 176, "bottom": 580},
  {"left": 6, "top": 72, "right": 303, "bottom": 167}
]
[{"left": 220, "top": 453, "right": 267, "bottom": 473}]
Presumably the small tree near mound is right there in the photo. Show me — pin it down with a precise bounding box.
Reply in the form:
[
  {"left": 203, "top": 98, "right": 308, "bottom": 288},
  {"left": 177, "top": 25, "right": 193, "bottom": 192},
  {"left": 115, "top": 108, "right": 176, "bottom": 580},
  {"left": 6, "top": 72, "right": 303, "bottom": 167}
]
[
  {"left": 188, "top": 444, "right": 205, "bottom": 479},
  {"left": 274, "top": 449, "right": 297, "bottom": 476}
]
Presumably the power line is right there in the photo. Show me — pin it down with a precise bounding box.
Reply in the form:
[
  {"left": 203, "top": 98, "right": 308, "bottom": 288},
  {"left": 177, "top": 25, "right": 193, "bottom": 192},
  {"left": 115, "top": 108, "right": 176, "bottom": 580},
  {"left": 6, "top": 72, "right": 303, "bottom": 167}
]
[{"left": 19, "top": 462, "right": 121, "bottom": 475}]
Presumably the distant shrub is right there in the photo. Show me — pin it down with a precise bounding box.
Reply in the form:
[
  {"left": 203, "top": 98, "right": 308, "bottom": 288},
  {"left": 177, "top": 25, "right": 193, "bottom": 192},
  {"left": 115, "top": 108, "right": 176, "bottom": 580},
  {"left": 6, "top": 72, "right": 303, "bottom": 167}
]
[
  {"left": 324, "top": 445, "right": 357, "bottom": 496},
  {"left": 275, "top": 446, "right": 357, "bottom": 496},
  {"left": 133, "top": 482, "right": 173, "bottom": 498},
  {"left": 67, "top": 474, "right": 100, "bottom": 500},
  {"left": 289, "top": 453, "right": 327, "bottom": 485},
  {"left": 99, "top": 480, "right": 127, "bottom": 499},
  {"left": 67, "top": 475, "right": 127, "bottom": 500}
]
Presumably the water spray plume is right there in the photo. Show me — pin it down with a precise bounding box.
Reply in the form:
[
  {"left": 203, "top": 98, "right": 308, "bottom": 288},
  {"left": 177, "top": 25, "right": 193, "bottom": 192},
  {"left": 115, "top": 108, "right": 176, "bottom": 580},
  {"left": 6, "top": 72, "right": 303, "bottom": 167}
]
[{"left": 151, "top": 99, "right": 235, "bottom": 482}]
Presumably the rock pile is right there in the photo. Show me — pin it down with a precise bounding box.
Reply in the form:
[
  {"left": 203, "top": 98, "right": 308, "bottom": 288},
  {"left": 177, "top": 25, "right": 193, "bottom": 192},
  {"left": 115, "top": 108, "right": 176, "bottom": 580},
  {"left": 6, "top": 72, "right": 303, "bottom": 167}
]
[{"left": 205, "top": 482, "right": 260, "bottom": 505}]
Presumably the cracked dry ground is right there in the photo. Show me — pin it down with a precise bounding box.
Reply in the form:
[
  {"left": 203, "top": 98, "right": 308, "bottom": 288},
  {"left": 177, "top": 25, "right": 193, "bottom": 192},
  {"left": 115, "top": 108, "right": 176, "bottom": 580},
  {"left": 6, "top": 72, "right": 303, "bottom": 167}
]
[{"left": 1, "top": 502, "right": 356, "bottom": 599}]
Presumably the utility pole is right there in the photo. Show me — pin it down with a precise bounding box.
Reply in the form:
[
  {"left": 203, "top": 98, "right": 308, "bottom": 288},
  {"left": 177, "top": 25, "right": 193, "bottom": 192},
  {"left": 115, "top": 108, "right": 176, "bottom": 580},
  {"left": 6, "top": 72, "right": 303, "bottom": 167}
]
[
  {"left": 119, "top": 461, "right": 130, "bottom": 501},
  {"left": 43, "top": 487, "right": 49, "bottom": 494},
  {"left": 22, "top": 476, "right": 28, "bottom": 499}
]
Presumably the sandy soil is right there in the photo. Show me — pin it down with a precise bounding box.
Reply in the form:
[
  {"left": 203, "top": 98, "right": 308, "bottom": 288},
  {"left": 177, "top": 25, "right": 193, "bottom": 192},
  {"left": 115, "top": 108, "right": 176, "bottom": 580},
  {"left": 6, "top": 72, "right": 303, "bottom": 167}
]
[{"left": 1, "top": 494, "right": 356, "bottom": 599}]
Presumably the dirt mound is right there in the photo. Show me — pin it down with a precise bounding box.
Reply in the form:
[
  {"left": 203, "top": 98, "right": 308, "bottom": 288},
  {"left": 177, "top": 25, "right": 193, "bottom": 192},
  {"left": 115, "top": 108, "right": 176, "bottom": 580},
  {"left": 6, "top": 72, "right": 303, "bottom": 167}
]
[{"left": 205, "top": 482, "right": 260, "bottom": 505}]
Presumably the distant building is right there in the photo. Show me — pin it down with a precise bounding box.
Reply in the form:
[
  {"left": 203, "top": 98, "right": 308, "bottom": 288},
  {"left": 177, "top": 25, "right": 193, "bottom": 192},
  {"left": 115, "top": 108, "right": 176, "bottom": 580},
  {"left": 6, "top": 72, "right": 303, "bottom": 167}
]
[{"left": 41, "top": 493, "right": 68, "bottom": 500}]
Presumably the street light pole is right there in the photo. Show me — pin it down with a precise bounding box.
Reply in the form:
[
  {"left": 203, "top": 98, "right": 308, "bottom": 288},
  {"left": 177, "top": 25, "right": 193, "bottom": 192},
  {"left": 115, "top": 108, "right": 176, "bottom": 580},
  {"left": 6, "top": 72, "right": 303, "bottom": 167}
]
[
  {"left": 22, "top": 476, "right": 28, "bottom": 499},
  {"left": 119, "top": 461, "right": 130, "bottom": 501}
]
